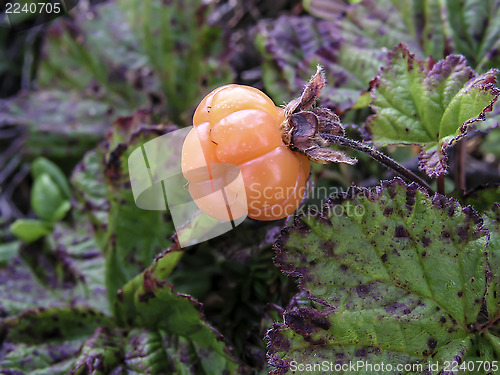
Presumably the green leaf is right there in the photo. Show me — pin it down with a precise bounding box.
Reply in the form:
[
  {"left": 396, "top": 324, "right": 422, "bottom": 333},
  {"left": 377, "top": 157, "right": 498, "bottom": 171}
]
[
  {"left": 31, "top": 174, "right": 68, "bottom": 221},
  {"left": 483, "top": 204, "right": 500, "bottom": 320},
  {"left": 0, "top": 306, "right": 111, "bottom": 374},
  {"left": 32, "top": 157, "right": 72, "bottom": 199},
  {"left": 1, "top": 314, "right": 230, "bottom": 374},
  {"left": 51, "top": 200, "right": 71, "bottom": 222},
  {"left": 113, "top": 244, "right": 184, "bottom": 327},
  {"left": 71, "top": 148, "right": 109, "bottom": 248},
  {"left": 2, "top": 306, "right": 111, "bottom": 344},
  {"left": 446, "top": 0, "right": 500, "bottom": 71},
  {"left": 10, "top": 219, "right": 52, "bottom": 243},
  {"left": 71, "top": 326, "right": 216, "bottom": 375},
  {"left": 367, "top": 44, "right": 500, "bottom": 177},
  {"left": 103, "top": 112, "right": 176, "bottom": 304},
  {"left": 69, "top": 327, "right": 124, "bottom": 375},
  {"left": 113, "top": 243, "right": 238, "bottom": 374},
  {"left": 122, "top": 328, "right": 190, "bottom": 374},
  {"left": 268, "top": 178, "right": 497, "bottom": 373},
  {"left": 0, "top": 241, "right": 19, "bottom": 264}
]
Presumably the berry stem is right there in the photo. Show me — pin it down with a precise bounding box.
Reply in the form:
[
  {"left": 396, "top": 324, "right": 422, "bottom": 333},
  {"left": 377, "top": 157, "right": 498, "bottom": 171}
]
[
  {"left": 322, "top": 134, "right": 434, "bottom": 194},
  {"left": 454, "top": 139, "right": 466, "bottom": 194}
]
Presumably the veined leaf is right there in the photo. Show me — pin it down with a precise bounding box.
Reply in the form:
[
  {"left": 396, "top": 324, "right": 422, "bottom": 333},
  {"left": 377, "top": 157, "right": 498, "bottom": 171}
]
[
  {"left": 122, "top": 328, "right": 183, "bottom": 374},
  {"left": 70, "top": 326, "right": 215, "bottom": 375},
  {"left": 367, "top": 44, "right": 499, "bottom": 177},
  {"left": 69, "top": 326, "right": 124, "bottom": 375},
  {"left": 0, "top": 306, "right": 111, "bottom": 374},
  {"left": 113, "top": 242, "right": 238, "bottom": 374},
  {"left": 268, "top": 178, "right": 497, "bottom": 374}
]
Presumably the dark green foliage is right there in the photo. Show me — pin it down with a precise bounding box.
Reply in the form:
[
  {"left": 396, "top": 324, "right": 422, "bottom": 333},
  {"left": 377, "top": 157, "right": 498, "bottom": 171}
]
[
  {"left": 259, "top": 0, "right": 500, "bottom": 114},
  {"left": 1, "top": 0, "right": 500, "bottom": 374},
  {"left": 37, "top": 0, "right": 233, "bottom": 126},
  {"left": 101, "top": 111, "right": 177, "bottom": 304}
]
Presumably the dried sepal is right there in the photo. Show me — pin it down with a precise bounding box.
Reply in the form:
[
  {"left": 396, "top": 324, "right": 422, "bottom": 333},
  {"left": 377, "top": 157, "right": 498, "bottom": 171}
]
[
  {"left": 284, "top": 65, "right": 326, "bottom": 116},
  {"left": 281, "top": 66, "right": 356, "bottom": 165},
  {"left": 311, "top": 108, "right": 344, "bottom": 135},
  {"left": 304, "top": 146, "right": 357, "bottom": 165}
]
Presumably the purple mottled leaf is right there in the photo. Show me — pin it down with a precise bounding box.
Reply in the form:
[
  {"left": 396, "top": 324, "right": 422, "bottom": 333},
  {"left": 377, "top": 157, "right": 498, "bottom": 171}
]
[
  {"left": 0, "top": 90, "right": 115, "bottom": 160},
  {"left": 257, "top": 15, "right": 390, "bottom": 112},
  {"left": 257, "top": 0, "right": 424, "bottom": 113}
]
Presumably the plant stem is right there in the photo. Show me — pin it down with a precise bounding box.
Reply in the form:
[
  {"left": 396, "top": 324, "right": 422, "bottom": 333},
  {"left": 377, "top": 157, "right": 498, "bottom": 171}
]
[
  {"left": 454, "top": 139, "right": 466, "bottom": 193},
  {"left": 437, "top": 175, "right": 445, "bottom": 195},
  {"left": 322, "top": 134, "right": 434, "bottom": 195}
]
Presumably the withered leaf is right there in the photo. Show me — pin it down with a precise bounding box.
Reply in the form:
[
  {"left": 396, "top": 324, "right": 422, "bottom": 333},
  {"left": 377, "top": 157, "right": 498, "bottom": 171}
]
[{"left": 303, "top": 146, "right": 357, "bottom": 165}]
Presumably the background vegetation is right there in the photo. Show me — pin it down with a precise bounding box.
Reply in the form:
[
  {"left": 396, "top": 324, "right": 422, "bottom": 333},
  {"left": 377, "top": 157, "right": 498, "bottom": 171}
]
[{"left": 1, "top": 0, "right": 500, "bottom": 374}]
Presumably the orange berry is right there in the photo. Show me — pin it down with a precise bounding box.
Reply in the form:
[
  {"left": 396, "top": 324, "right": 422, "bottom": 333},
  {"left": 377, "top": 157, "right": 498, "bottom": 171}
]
[{"left": 182, "top": 84, "right": 310, "bottom": 221}]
